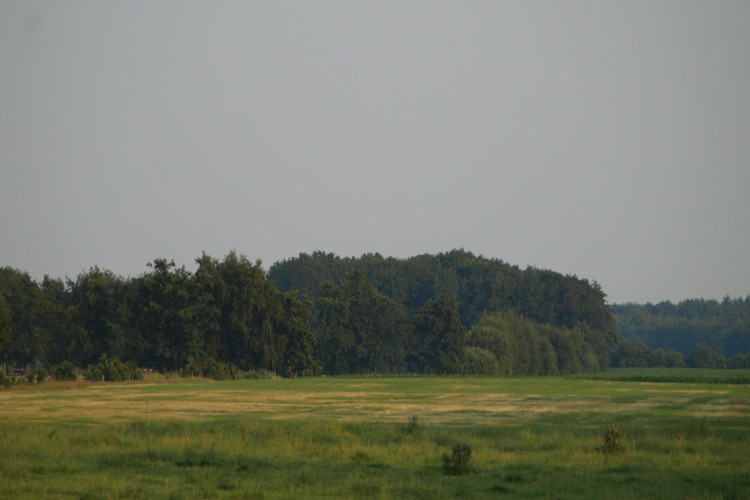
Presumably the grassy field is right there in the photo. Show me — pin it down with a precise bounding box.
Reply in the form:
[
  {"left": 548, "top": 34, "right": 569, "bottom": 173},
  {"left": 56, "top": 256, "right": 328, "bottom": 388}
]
[{"left": 1, "top": 372, "right": 749, "bottom": 499}]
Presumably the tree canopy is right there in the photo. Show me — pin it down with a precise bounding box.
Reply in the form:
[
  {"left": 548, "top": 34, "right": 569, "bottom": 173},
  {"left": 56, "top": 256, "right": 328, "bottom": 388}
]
[{"left": 0, "top": 249, "right": 630, "bottom": 377}]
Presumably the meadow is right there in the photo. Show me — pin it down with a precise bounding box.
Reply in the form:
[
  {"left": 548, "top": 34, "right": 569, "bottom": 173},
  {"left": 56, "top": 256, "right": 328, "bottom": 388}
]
[{"left": 1, "top": 371, "right": 749, "bottom": 499}]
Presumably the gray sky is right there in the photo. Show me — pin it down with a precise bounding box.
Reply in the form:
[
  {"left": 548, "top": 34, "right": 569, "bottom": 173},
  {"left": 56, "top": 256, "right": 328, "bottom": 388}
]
[{"left": 2, "top": 1, "right": 749, "bottom": 304}]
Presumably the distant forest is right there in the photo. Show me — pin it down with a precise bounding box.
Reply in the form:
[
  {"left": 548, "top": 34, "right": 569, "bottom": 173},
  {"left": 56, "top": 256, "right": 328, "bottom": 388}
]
[
  {"left": 613, "top": 299, "right": 750, "bottom": 369},
  {"left": 1, "top": 249, "right": 749, "bottom": 379}
]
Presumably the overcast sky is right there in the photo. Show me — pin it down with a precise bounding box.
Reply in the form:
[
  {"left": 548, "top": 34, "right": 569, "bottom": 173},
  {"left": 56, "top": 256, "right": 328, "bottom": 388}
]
[{"left": 2, "top": 1, "right": 749, "bottom": 304}]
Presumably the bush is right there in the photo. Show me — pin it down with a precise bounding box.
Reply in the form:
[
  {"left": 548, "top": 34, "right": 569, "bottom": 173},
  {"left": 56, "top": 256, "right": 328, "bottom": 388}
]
[
  {"left": 443, "top": 443, "right": 473, "bottom": 475},
  {"left": 598, "top": 424, "right": 626, "bottom": 457},
  {"left": 461, "top": 346, "right": 498, "bottom": 375},
  {"left": 182, "top": 357, "right": 241, "bottom": 380},
  {"left": 85, "top": 355, "right": 143, "bottom": 382},
  {"left": 54, "top": 360, "right": 78, "bottom": 381},
  {"left": 405, "top": 415, "right": 421, "bottom": 435}
]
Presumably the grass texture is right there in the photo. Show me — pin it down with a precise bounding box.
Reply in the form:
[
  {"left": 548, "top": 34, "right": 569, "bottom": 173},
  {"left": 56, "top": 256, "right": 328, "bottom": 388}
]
[{"left": 1, "top": 372, "right": 749, "bottom": 498}]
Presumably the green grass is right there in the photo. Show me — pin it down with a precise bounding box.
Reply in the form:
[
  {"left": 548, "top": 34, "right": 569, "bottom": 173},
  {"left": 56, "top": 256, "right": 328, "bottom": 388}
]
[
  {"left": 582, "top": 367, "right": 750, "bottom": 384},
  {"left": 1, "top": 372, "right": 749, "bottom": 498}
]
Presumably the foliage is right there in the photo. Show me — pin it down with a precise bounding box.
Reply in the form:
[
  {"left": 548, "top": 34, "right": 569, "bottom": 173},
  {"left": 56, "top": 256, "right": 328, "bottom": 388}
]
[
  {"left": 443, "top": 443, "right": 473, "bottom": 475},
  {"left": 315, "top": 269, "right": 404, "bottom": 374},
  {"left": 85, "top": 354, "right": 143, "bottom": 382},
  {"left": 0, "top": 294, "right": 9, "bottom": 353},
  {"left": 54, "top": 360, "right": 78, "bottom": 381},
  {"left": 409, "top": 295, "right": 466, "bottom": 374},
  {"left": 613, "top": 297, "right": 750, "bottom": 359},
  {"left": 271, "top": 250, "right": 615, "bottom": 334},
  {"left": 1, "top": 249, "right": 622, "bottom": 377},
  {"left": 461, "top": 346, "right": 498, "bottom": 375},
  {"left": 597, "top": 424, "right": 626, "bottom": 457},
  {"left": 183, "top": 356, "right": 240, "bottom": 380},
  {"left": 405, "top": 415, "right": 421, "bottom": 435}
]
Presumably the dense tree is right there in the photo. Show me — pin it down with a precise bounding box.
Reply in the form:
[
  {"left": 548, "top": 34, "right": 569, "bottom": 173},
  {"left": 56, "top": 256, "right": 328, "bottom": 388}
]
[
  {"left": 0, "top": 294, "right": 10, "bottom": 354},
  {"left": 135, "top": 259, "right": 200, "bottom": 370},
  {"left": 276, "top": 291, "right": 316, "bottom": 377},
  {"left": 0, "top": 268, "right": 45, "bottom": 367},
  {"left": 613, "top": 297, "right": 750, "bottom": 358},
  {"left": 408, "top": 295, "right": 466, "bottom": 374},
  {"left": 37, "top": 276, "right": 70, "bottom": 366},
  {"left": 315, "top": 269, "right": 404, "bottom": 374},
  {"left": 6, "top": 249, "right": 746, "bottom": 378}
]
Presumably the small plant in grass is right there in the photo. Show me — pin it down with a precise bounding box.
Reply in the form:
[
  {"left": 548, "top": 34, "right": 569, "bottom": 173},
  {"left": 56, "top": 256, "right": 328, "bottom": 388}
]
[
  {"left": 405, "top": 415, "right": 421, "bottom": 435},
  {"left": 443, "top": 443, "right": 473, "bottom": 475},
  {"left": 598, "top": 424, "right": 626, "bottom": 457}
]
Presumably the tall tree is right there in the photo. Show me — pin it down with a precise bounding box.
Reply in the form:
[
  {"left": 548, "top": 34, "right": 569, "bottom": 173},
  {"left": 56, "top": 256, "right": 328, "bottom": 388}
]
[
  {"left": 0, "top": 268, "right": 44, "bottom": 367},
  {"left": 136, "top": 259, "right": 198, "bottom": 370},
  {"left": 0, "top": 294, "right": 10, "bottom": 354},
  {"left": 408, "top": 295, "right": 466, "bottom": 374},
  {"left": 66, "top": 267, "right": 125, "bottom": 367}
]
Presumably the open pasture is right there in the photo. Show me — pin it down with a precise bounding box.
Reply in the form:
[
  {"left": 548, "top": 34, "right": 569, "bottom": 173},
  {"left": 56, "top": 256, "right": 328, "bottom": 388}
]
[{"left": 1, "top": 374, "right": 749, "bottom": 498}]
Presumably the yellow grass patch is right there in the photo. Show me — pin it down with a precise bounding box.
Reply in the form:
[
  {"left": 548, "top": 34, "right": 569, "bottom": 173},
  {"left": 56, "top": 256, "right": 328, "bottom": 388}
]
[{"left": 3, "top": 378, "right": 748, "bottom": 426}]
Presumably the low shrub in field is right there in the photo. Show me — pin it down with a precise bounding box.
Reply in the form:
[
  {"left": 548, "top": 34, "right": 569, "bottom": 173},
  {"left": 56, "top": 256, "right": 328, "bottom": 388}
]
[
  {"left": 182, "top": 356, "right": 241, "bottom": 380},
  {"left": 85, "top": 355, "right": 143, "bottom": 382},
  {"left": 443, "top": 443, "right": 473, "bottom": 475},
  {"left": 241, "top": 368, "right": 274, "bottom": 380},
  {"left": 598, "top": 424, "right": 626, "bottom": 457},
  {"left": 54, "top": 360, "right": 78, "bottom": 381},
  {"left": 405, "top": 415, "right": 421, "bottom": 435}
]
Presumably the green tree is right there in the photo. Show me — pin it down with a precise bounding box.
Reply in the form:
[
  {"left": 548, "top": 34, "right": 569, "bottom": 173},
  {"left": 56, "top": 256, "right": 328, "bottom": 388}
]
[
  {"left": 0, "top": 268, "right": 44, "bottom": 367},
  {"left": 66, "top": 267, "right": 127, "bottom": 367},
  {"left": 136, "top": 259, "right": 199, "bottom": 370},
  {"left": 315, "top": 269, "right": 404, "bottom": 374},
  {"left": 38, "top": 276, "right": 70, "bottom": 367},
  {"left": 315, "top": 280, "right": 354, "bottom": 374},
  {"left": 409, "top": 295, "right": 466, "bottom": 374},
  {"left": 216, "top": 252, "right": 269, "bottom": 370},
  {"left": 0, "top": 294, "right": 10, "bottom": 354},
  {"left": 277, "top": 291, "right": 316, "bottom": 377}
]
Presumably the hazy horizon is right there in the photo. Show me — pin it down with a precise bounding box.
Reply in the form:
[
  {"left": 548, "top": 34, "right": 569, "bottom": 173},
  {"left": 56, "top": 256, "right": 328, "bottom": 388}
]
[{"left": 2, "top": 1, "right": 749, "bottom": 304}]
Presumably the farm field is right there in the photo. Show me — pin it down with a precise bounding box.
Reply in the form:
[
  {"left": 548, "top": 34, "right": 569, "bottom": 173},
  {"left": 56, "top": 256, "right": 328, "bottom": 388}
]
[{"left": 1, "top": 372, "right": 749, "bottom": 499}]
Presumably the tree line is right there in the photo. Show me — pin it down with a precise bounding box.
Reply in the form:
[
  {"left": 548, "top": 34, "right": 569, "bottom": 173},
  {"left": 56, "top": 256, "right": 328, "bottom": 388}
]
[
  {"left": 1, "top": 249, "right": 621, "bottom": 378},
  {"left": 0, "top": 252, "right": 315, "bottom": 378},
  {"left": 612, "top": 298, "right": 750, "bottom": 369},
  {"left": 269, "top": 250, "right": 618, "bottom": 375}
]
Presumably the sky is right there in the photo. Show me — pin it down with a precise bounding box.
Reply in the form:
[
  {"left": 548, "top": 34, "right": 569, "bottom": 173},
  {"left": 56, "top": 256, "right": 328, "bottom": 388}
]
[{"left": 1, "top": 1, "right": 749, "bottom": 305}]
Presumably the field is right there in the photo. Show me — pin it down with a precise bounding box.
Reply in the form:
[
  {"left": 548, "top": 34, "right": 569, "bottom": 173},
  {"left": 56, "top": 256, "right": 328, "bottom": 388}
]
[{"left": 1, "top": 371, "right": 749, "bottom": 499}]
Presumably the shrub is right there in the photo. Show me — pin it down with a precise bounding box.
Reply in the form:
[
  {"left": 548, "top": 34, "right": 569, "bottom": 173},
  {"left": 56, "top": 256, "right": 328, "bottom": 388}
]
[
  {"left": 54, "top": 360, "right": 78, "bottom": 381},
  {"left": 405, "top": 415, "right": 421, "bottom": 435},
  {"left": 461, "top": 346, "right": 498, "bottom": 375},
  {"left": 443, "top": 443, "right": 472, "bottom": 475},
  {"left": 85, "top": 355, "right": 143, "bottom": 382},
  {"left": 182, "top": 357, "right": 241, "bottom": 380},
  {"left": 598, "top": 424, "right": 626, "bottom": 457}
]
